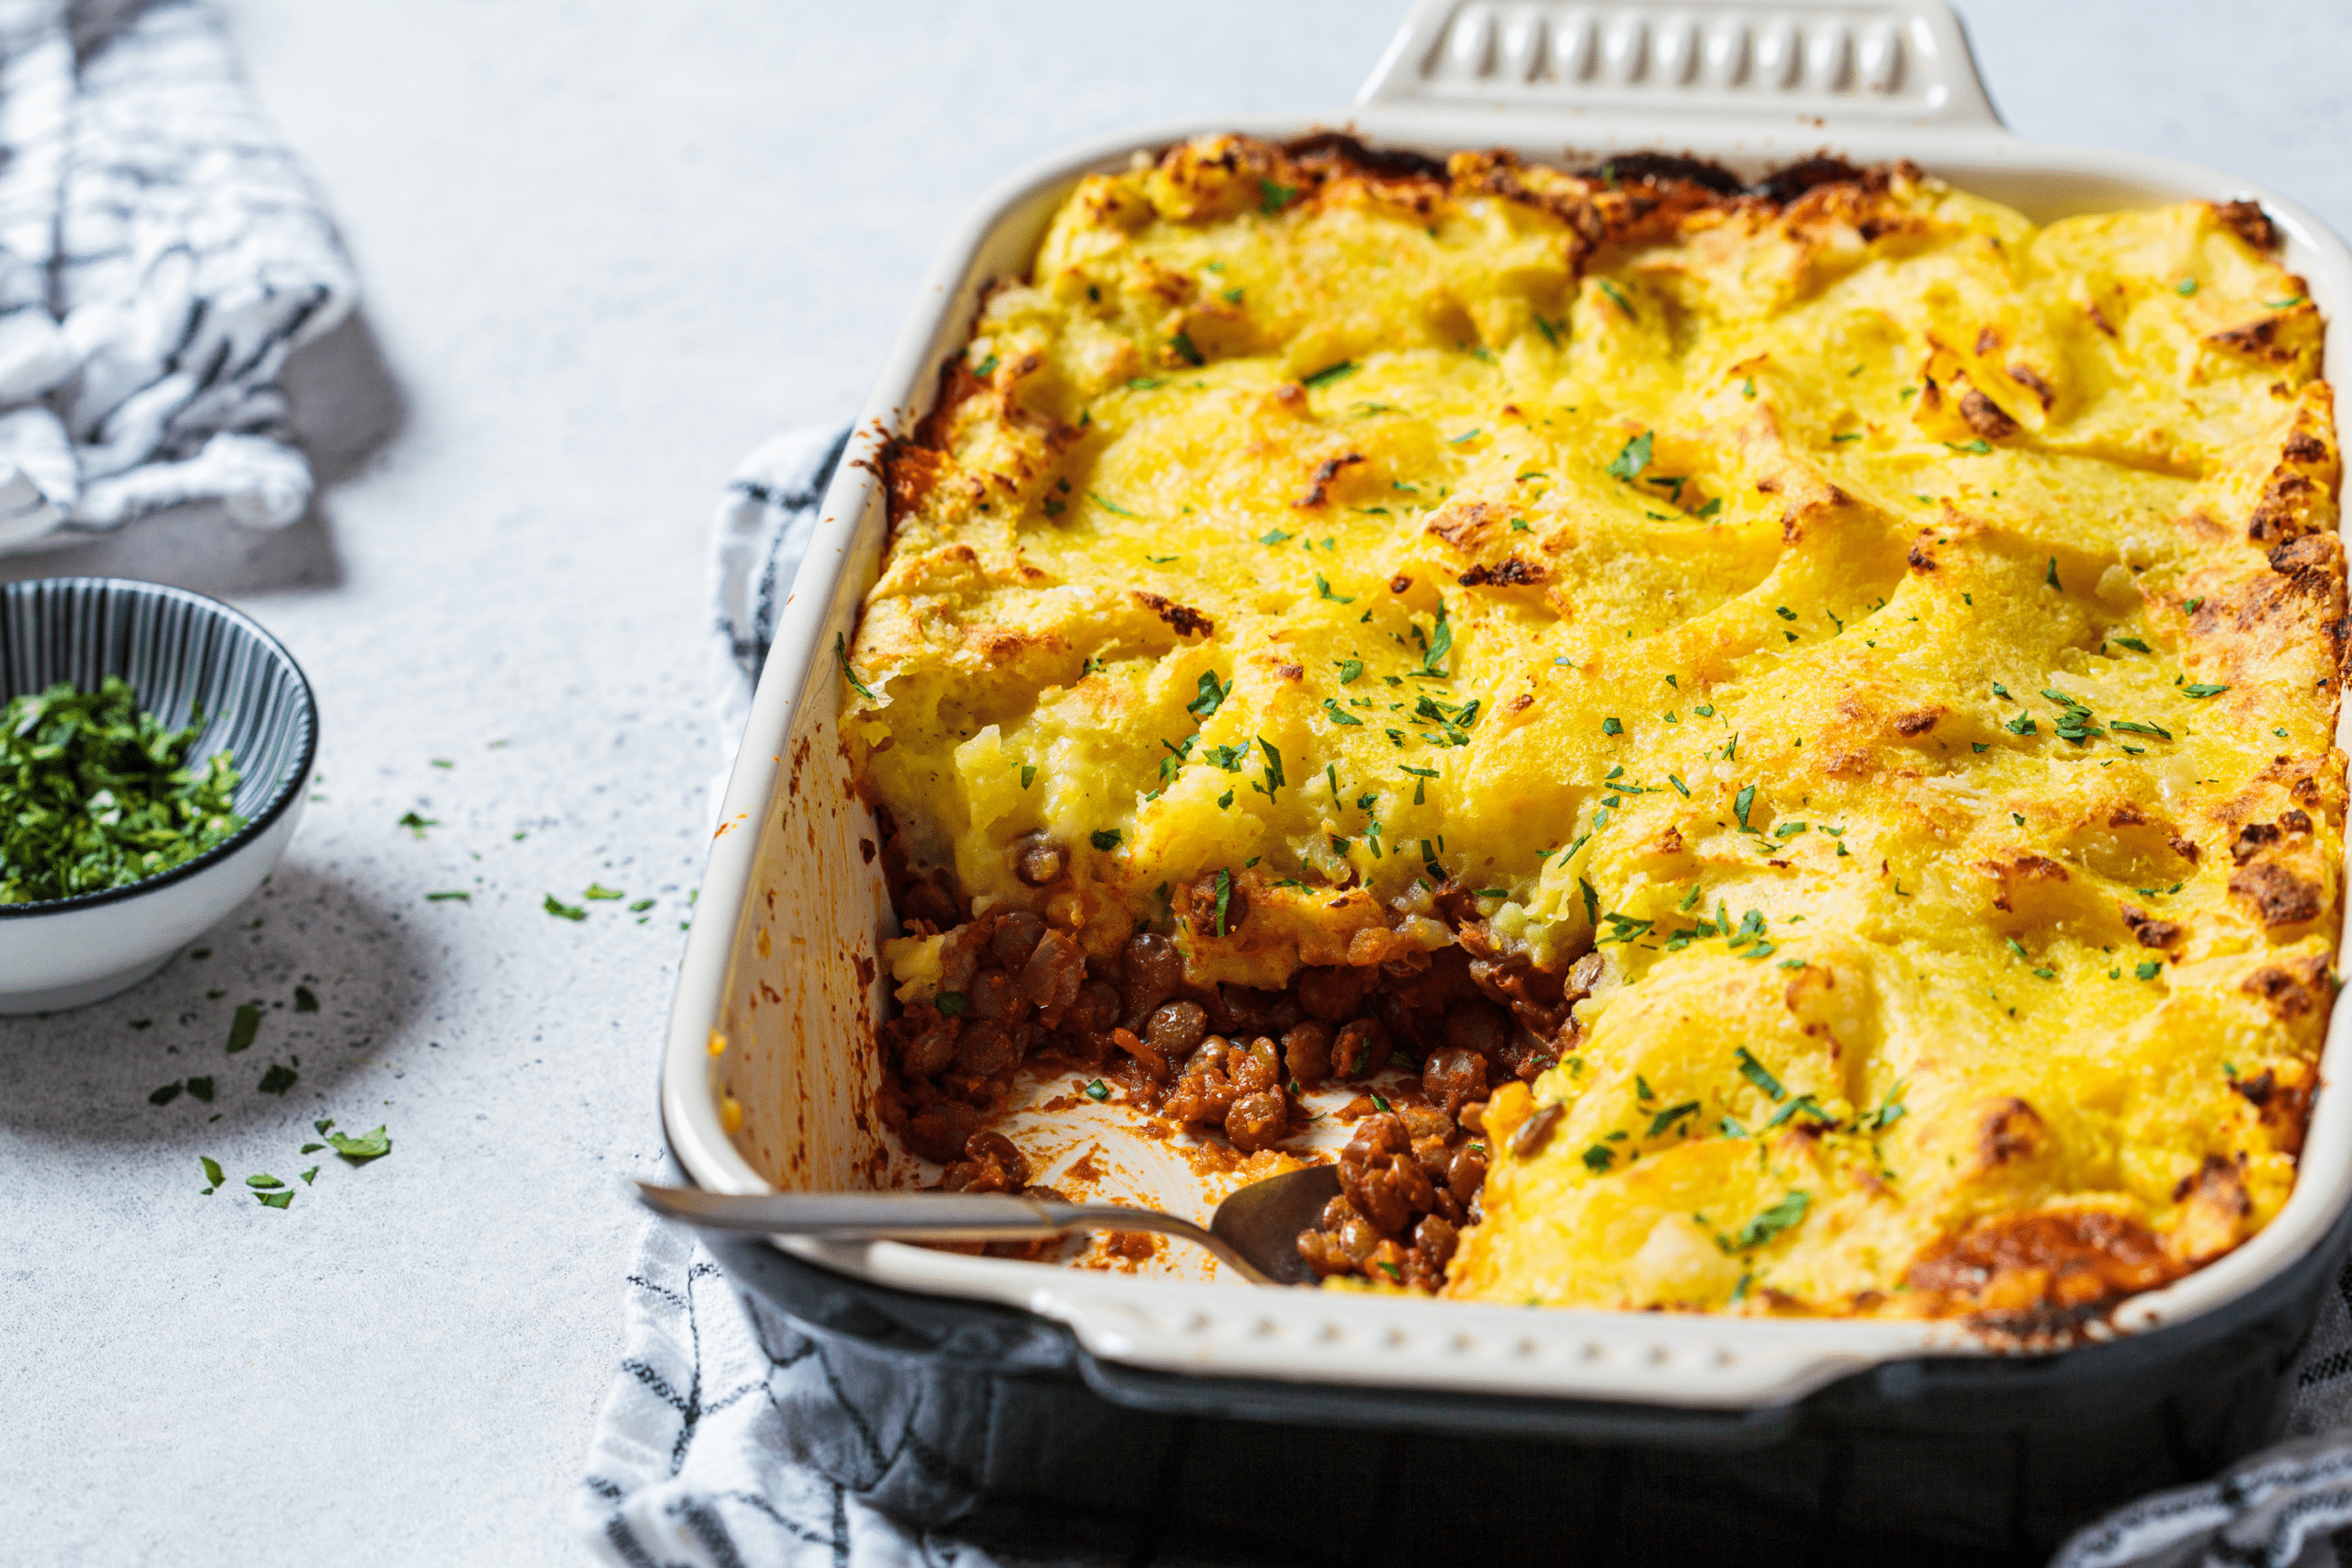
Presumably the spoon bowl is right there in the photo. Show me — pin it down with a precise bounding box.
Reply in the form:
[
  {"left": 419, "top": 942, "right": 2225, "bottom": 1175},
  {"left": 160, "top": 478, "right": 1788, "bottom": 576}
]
[{"left": 635, "top": 1162, "right": 1346, "bottom": 1287}]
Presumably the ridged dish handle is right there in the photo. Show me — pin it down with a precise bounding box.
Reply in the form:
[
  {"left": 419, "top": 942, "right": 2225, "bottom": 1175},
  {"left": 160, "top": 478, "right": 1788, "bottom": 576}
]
[{"left": 1358, "top": 0, "right": 2003, "bottom": 129}]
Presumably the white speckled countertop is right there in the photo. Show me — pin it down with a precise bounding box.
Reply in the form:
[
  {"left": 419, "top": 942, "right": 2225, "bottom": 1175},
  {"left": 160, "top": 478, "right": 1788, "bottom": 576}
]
[{"left": 1, "top": 3, "right": 2346, "bottom": 1562}]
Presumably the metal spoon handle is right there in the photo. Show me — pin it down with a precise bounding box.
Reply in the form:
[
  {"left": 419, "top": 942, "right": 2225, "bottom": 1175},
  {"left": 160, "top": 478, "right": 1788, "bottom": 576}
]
[{"left": 632, "top": 1181, "right": 1274, "bottom": 1285}]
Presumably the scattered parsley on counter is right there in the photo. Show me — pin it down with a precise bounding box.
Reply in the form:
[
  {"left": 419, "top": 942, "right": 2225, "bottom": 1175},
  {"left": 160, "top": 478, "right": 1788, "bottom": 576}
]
[
  {"left": 326, "top": 1124, "right": 392, "bottom": 1163},
  {"left": 187, "top": 1077, "right": 213, "bottom": 1103},
  {"left": 225, "top": 1004, "right": 261, "bottom": 1055},
  {"left": 425, "top": 890, "right": 470, "bottom": 902},
  {"left": 544, "top": 894, "right": 587, "bottom": 920},
  {"left": 149, "top": 1081, "right": 182, "bottom": 1106},
  {"left": 584, "top": 883, "right": 624, "bottom": 901},
  {"left": 199, "top": 1157, "right": 224, "bottom": 1195},
  {"left": 0, "top": 676, "right": 246, "bottom": 904},
  {"left": 293, "top": 986, "right": 320, "bottom": 1013},
  {"left": 397, "top": 811, "right": 436, "bottom": 839},
  {"left": 257, "top": 1064, "right": 299, "bottom": 1096}
]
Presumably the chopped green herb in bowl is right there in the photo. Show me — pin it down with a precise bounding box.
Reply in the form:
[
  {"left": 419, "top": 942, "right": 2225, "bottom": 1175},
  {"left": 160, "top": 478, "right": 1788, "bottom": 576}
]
[
  {"left": 1, "top": 577, "right": 318, "bottom": 1014},
  {"left": 0, "top": 675, "right": 246, "bottom": 904}
]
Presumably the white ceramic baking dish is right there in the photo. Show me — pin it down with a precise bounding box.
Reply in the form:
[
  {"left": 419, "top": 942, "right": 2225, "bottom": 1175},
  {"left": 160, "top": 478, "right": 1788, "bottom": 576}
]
[{"left": 661, "top": 0, "right": 2352, "bottom": 1414}]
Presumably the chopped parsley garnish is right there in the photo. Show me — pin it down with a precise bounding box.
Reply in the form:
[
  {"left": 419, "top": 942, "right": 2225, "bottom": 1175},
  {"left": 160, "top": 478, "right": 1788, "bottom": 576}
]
[
  {"left": 1090, "top": 490, "right": 1139, "bottom": 517},
  {"left": 1259, "top": 528, "right": 1291, "bottom": 546},
  {"left": 1258, "top": 739, "right": 1286, "bottom": 800},
  {"left": 1421, "top": 602, "right": 1453, "bottom": 678},
  {"left": 1021, "top": 763, "right": 1036, "bottom": 789},
  {"left": 1314, "top": 573, "right": 1355, "bottom": 604},
  {"left": 1187, "top": 671, "right": 1230, "bottom": 719},
  {"left": 1582, "top": 1144, "right": 1614, "bottom": 1172},
  {"left": 1646, "top": 1101, "right": 1702, "bottom": 1139},
  {"left": 1258, "top": 177, "right": 1295, "bottom": 213},
  {"left": 935, "top": 992, "right": 968, "bottom": 1016},
  {"left": 2044, "top": 557, "right": 2062, "bottom": 589},
  {"left": 1322, "top": 698, "right": 1363, "bottom": 726},
  {"left": 2111, "top": 720, "right": 2173, "bottom": 739},
  {"left": 2182, "top": 682, "right": 2230, "bottom": 698},
  {"left": 1605, "top": 431, "right": 1653, "bottom": 483},
  {"left": 1083, "top": 1079, "right": 1111, "bottom": 1102},
  {"left": 1212, "top": 868, "right": 1235, "bottom": 936},
  {"left": 1597, "top": 912, "right": 1654, "bottom": 945},
  {"left": 1336, "top": 658, "right": 1363, "bottom": 684},
  {"left": 1600, "top": 716, "right": 1623, "bottom": 736},
  {"left": 1090, "top": 829, "right": 1122, "bottom": 852},
  {"left": 1126, "top": 377, "right": 1164, "bottom": 390},
  {"left": 971, "top": 353, "right": 999, "bottom": 378},
  {"left": 2112, "top": 636, "right": 2152, "bottom": 653},
  {"left": 1735, "top": 1047, "right": 1786, "bottom": 1101},
  {"left": 2004, "top": 713, "right": 2038, "bottom": 736},
  {"left": 1733, "top": 1190, "right": 1811, "bottom": 1249},
  {"left": 834, "top": 634, "right": 878, "bottom": 701},
  {"left": 2176, "top": 277, "right": 2198, "bottom": 296},
  {"left": 1301, "top": 360, "right": 1358, "bottom": 389},
  {"left": 1733, "top": 784, "right": 1757, "bottom": 829},
  {"left": 0, "top": 676, "right": 248, "bottom": 904},
  {"left": 1595, "top": 277, "right": 1634, "bottom": 315},
  {"left": 2136, "top": 960, "right": 2161, "bottom": 981},
  {"left": 1170, "top": 332, "right": 1204, "bottom": 367}
]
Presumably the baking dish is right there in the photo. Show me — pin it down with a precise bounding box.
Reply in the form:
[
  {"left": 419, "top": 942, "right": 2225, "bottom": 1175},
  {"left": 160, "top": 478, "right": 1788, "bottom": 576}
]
[{"left": 659, "top": 0, "right": 2352, "bottom": 1548}]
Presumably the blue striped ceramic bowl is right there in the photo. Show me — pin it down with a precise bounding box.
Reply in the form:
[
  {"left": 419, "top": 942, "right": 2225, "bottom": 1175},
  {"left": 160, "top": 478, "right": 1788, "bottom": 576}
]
[{"left": 0, "top": 577, "right": 317, "bottom": 1013}]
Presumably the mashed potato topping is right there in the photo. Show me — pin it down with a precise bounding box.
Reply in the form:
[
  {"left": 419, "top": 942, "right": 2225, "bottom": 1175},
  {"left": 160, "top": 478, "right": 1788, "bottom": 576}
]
[{"left": 847, "top": 134, "right": 2344, "bottom": 1317}]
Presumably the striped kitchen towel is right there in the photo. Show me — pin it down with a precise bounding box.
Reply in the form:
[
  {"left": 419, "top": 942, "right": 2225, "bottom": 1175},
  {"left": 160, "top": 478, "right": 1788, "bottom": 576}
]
[{"left": 0, "top": 0, "right": 355, "bottom": 552}]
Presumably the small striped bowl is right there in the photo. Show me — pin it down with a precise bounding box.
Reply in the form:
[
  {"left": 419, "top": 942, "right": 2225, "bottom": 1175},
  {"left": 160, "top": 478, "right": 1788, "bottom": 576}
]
[{"left": 0, "top": 578, "right": 317, "bottom": 1013}]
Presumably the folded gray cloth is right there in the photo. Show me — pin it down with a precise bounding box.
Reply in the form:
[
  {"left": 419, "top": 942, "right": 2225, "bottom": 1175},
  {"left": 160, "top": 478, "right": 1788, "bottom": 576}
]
[
  {"left": 586, "top": 422, "right": 2352, "bottom": 1567},
  {"left": 0, "top": 0, "right": 355, "bottom": 550}
]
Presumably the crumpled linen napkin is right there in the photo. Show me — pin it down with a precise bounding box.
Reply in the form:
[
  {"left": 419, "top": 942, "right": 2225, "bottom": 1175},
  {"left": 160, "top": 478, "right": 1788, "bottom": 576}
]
[
  {"left": 582, "top": 423, "right": 2352, "bottom": 1568},
  {"left": 0, "top": 0, "right": 355, "bottom": 552}
]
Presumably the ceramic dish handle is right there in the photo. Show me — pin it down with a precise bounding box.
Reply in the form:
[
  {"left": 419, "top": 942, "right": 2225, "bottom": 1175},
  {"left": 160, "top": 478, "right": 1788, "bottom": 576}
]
[{"left": 1358, "top": 0, "right": 2002, "bottom": 129}]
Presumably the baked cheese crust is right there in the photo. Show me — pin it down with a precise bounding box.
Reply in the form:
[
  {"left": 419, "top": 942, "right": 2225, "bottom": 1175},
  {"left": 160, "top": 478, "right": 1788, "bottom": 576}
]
[{"left": 849, "top": 135, "right": 2345, "bottom": 1318}]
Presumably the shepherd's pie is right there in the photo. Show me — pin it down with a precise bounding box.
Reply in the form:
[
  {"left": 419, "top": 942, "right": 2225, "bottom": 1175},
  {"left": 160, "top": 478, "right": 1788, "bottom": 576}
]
[{"left": 844, "top": 134, "right": 2345, "bottom": 1320}]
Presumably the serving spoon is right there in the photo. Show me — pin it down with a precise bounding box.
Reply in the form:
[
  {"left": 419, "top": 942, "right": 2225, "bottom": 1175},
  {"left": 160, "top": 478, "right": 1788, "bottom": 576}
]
[{"left": 633, "top": 1164, "right": 1343, "bottom": 1287}]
